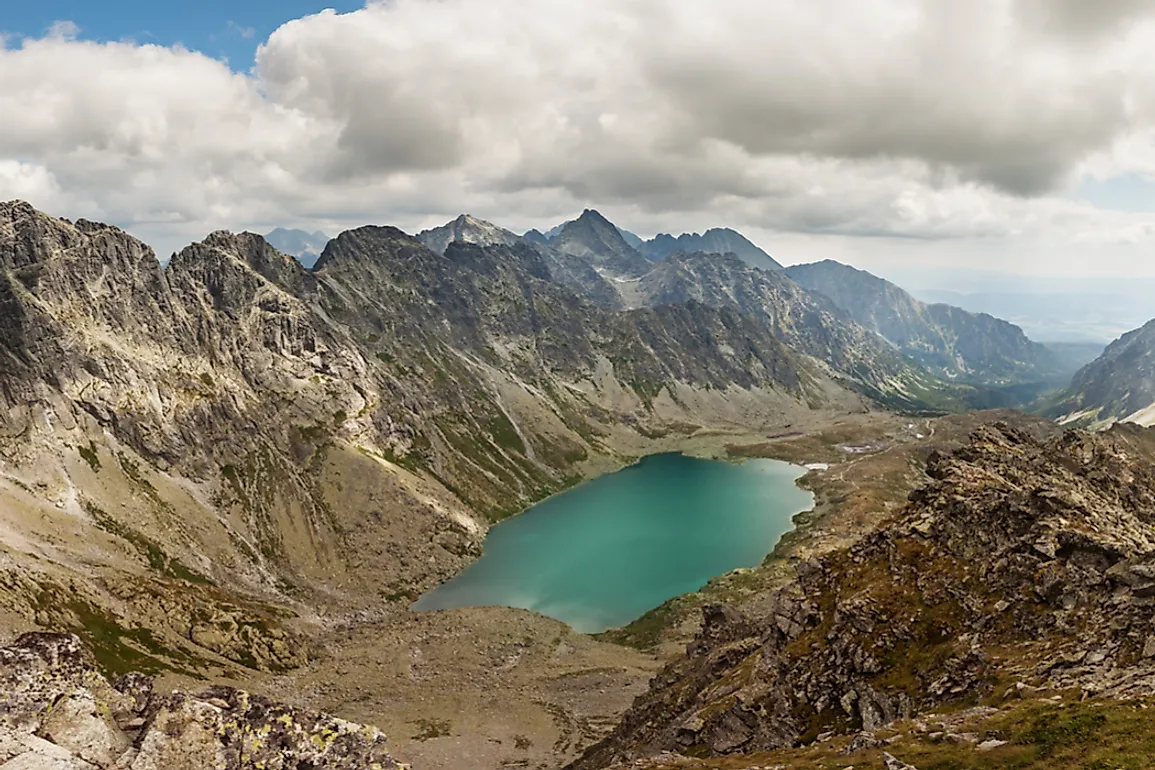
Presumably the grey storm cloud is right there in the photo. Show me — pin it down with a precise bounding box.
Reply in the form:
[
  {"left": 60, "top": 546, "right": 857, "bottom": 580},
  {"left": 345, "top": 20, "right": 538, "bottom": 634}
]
[{"left": 1015, "top": 0, "right": 1155, "bottom": 39}]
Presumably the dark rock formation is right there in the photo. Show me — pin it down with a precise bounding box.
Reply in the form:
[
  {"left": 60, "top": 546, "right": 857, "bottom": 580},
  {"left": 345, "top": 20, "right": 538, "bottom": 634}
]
[
  {"left": 637, "top": 251, "right": 955, "bottom": 410},
  {"left": 551, "top": 209, "right": 654, "bottom": 278},
  {"left": 417, "top": 213, "right": 624, "bottom": 308}
]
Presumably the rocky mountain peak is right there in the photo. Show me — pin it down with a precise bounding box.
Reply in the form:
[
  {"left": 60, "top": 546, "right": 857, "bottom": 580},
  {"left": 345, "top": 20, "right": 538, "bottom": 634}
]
[
  {"left": 0, "top": 199, "right": 155, "bottom": 273},
  {"left": 569, "top": 209, "right": 623, "bottom": 238},
  {"left": 0, "top": 203, "right": 171, "bottom": 339},
  {"left": 311, "top": 224, "right": 425, "bottom": 274},
  {"left": 553, "top": 209, "right": 652, "bottom": 277},
  {"left": 416, "top": 213, "right": 520, "bottom": 255},
  {"left": 168, "top": 231, "right": 314, "bottom": 306}
]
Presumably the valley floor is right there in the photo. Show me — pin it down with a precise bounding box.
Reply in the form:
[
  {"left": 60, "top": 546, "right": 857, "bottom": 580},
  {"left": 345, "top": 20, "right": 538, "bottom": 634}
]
[{"left": 151, "top": 408, "right": 1017, "bottom": 769}]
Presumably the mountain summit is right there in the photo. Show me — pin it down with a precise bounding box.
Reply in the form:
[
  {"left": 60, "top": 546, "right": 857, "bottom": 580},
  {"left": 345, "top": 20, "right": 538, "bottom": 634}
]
[
  {"left": 416, "top": 213, "right": 522, "bottom": 254},
  {"left": 551, "top": 209, "right": 654, "bottom": 277},
  {"left": 642, "top": 228, "right": 782, "bottom": 272}
]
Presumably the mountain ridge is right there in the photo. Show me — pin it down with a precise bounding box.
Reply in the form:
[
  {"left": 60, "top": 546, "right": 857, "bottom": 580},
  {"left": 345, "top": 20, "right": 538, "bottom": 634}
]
[
  {"left": 641, "top": 227, "right": 782, "bottom": 272},
  {"left": 1046, "top": 318, "right": 1155, "bottom": 428},
  {"left": 785, "top": 259, "right": 1062, "bottom": 386}
]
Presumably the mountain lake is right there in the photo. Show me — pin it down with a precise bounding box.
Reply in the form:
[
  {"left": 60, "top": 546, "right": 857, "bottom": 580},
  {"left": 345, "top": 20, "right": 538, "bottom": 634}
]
[{"left": 411, "top": 452, "right": 814, "bottom": 633}]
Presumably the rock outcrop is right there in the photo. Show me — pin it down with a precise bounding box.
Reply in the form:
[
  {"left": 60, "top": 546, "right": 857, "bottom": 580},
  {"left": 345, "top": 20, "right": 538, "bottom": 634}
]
[
  {"left": 570, "top": 421, "right": 1155, "bottom": 769},
  {"left": 0, "top": 633, "right": 405, "bottom": 769}
]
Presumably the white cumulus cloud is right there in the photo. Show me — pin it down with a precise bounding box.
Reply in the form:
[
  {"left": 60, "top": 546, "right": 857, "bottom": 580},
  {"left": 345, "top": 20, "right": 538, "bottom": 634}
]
[{"left": 1, "top": 0, "right": 1155, "bottom": 274}]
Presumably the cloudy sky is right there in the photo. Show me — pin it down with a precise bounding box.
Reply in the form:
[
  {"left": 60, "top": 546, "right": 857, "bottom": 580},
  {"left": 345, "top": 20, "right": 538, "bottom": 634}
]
[{"left": 4, "top": 0, "right": 1155, "bottom": 282}]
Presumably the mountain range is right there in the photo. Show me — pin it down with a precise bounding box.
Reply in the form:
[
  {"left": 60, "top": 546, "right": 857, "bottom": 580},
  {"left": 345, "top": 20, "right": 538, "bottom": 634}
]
[
  {"left": 0, "top": 199, "right": 874, "bottom": 677},
  {"left": 640, "top": 228, "right": 782, "bottom": 271},
  {"left": 264, "top": 227, "right": 330, "bottom": 268},
  {"left": 785, "top": 259, "right": 1064, "bottom": 386},
  {"left": 8, "top": 198, "right": 1155, "bottom": 768},
  {"left": 528, "top": 215, "right": 781, "bottom": 273}
]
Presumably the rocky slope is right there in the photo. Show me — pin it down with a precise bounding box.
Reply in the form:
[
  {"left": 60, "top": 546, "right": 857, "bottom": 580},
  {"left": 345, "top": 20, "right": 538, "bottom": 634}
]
[
  {"left": 418, "top": 214, "right": 624, "bottom": 308},
  {"left": 264, "top": 227, "right": 329, "bottom": 268},
  {"left": 571, "top": 420, "right": 1155, "bottom": 768},
  {"left": 640, "top": 228, "right": 782, "bottom": 272},
  {"left": 1046, "top": 318, "right": 1155, "bottom": 428},
  {"left": 785, "top": 259, "right": 1061, "bottom": 386},
  {"left": 637, "top": 251, "right": 1006, "bottom": 412},
  {"left": 0, "top": 632, "right": 404, "bottom": 769}
]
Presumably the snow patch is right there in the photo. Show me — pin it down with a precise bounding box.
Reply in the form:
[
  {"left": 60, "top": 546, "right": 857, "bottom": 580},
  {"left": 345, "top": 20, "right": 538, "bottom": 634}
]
[{"left": 1123, "top": 401, "right": 1155, "bottom": 427}]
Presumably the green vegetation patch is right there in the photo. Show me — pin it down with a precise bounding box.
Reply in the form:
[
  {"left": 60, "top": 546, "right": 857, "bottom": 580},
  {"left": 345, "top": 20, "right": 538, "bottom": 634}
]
[
  {"left": 83, "top": 500, "right": 214, "bottom": 586},
  {"left": 653, "top": 697, "right": 1155, "bottom": 770},
  {"left": 487, "top": 412, "right": 527, "bottom": 454},
  {"left": 411, "top": 719, "right": 452, "bottom": 742},
  {"left": 32, "top": 584, "right": 204, "bottom": 679},
  {"left": 78, "top": 441, "right": 102, "bottom": 473}
]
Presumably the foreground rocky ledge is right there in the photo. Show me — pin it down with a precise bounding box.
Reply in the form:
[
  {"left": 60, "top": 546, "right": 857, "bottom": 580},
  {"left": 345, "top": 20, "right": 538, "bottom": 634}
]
[{"left": 0, "top": 633, "right": 406, "bottom": 769}]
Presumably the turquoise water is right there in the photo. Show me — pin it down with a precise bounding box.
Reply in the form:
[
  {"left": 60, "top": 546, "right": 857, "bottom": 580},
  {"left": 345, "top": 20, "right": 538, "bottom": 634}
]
[{"left": 411, "top": 453, "right": 814, "bottom": 633}]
